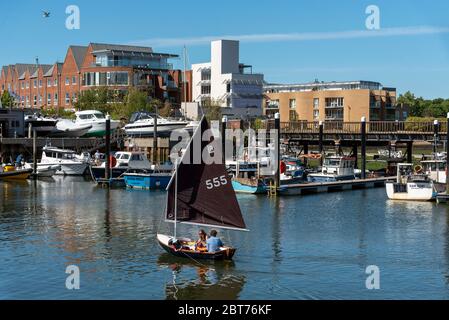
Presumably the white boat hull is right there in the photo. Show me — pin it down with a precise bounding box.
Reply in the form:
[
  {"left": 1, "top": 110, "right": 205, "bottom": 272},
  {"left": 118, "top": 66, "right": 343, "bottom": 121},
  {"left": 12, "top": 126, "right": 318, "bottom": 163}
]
[
  {"left": 125, "top": 123, "right": 188, "bottom": 135},
  {"left": 385, "top": 182, "right": 436, "bottom": 201},
  {"left": 40, "top": 162, "right": 87, "bottom": 175}
]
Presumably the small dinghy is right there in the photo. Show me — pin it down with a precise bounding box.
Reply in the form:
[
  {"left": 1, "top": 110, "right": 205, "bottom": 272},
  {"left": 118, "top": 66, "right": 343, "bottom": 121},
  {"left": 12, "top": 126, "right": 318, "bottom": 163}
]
[
  {"left": 0, "top": 165, "right": 32, "bottom": 180},
  {"left": 157, "top": 117, "right": 248, "bottom": 261}
]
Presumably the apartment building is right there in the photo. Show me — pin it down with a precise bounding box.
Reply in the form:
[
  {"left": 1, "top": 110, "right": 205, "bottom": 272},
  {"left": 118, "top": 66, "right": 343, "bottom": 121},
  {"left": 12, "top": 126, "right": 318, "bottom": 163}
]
[
  {"left": 0, "top": 43, "right": 182, "bottom": 109},
  {"left": 264, "top": 80, "right": 398, "bottom": 122},
  {"left": 191, "top": 40, "right": 264, "bottom": 118}
]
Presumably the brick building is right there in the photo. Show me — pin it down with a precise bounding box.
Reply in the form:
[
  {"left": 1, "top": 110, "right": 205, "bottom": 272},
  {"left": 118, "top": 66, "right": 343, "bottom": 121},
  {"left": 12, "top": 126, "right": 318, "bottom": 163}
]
[{"left": 0, "top": 43, "right": 185, "bottom": 110}]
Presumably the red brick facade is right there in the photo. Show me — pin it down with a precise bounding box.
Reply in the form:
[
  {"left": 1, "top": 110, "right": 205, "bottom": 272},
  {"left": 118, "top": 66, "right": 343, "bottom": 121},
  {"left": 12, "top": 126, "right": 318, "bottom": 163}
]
[{"left": 1, "top": 43, "right": 181, "bottom": 109}]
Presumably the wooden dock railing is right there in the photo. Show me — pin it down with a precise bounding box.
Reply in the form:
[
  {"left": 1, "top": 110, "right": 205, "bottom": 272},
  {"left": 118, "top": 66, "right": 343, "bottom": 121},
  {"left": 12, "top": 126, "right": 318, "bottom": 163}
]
[{"left": 269, "top": 121, "right": 448, "bottom": 134}]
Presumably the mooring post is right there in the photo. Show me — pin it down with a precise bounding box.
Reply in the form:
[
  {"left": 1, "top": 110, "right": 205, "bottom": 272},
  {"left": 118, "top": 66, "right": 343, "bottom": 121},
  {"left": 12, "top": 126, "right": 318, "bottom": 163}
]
[
  {"left": 446, "top": 113, "right": 449, "bottom": 194},
  {"left": 275, "top": 112, "right": 280, "bottom": 189},
  {"left": 153, "top": 103, "right": 158, "bottom": 165},
  {"left": 221, "top": 115, "right": 227, "bottom": 164},
  {"left": 32, "top": 128, "right": 37, "bottom": 179},
  {"left": 434, "top": 119, "right": 439, "bottom": 154},
  {"left": 352, "top": 144, "right": 358, "bottom": 169},
  {"left": 407, "top": 141, "right": 413, "bottom": 163},
  {"left": 361, "top": 116, "right": 366, "bottom": 179},
  {"left": 319, "top": 121, "right": 324, "bottom": 166},
  {"left": 105, "top": 114, "right": 111, "bottom": 180}
]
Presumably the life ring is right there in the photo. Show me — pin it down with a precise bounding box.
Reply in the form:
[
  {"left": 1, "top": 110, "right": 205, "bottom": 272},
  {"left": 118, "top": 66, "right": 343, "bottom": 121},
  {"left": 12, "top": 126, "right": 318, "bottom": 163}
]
[{"left": 414, "top": 165, "right": 423, "bottom": 174}]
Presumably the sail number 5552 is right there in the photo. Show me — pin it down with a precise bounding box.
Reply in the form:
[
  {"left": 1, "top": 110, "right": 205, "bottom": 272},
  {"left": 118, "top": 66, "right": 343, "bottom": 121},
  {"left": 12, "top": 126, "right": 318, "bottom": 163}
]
[{"left": 205, "top": 175, "right": 228, "bottom": 190}]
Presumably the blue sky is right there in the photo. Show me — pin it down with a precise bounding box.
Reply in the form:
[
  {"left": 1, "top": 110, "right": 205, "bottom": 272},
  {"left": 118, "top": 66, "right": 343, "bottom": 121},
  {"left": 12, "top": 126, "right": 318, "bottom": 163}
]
[{"left": 1, "top": 0, "right": 448, "bottom": 98}]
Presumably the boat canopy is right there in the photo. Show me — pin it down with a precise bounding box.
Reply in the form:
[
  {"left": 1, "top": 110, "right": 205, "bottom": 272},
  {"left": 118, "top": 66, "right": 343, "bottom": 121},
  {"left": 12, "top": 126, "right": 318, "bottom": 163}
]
[{"left": 165, "top": 117, "right": 247, "bottom": 231}]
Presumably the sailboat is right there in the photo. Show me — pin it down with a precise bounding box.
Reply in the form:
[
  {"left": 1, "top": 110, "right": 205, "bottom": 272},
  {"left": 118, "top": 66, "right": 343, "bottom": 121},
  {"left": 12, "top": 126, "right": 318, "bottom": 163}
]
[{"left": 157, "top": 117, "right": 248, "bottom": 260}]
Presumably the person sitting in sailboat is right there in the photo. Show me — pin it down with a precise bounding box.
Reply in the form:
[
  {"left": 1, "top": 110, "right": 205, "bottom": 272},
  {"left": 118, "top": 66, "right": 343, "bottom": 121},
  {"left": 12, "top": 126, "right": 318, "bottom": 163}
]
[
  {"left": 195, "top": 229, "right": 208, "bottom": 252},
  {"left": 206, "top": 230, "right": 224, "bottom": 253}
]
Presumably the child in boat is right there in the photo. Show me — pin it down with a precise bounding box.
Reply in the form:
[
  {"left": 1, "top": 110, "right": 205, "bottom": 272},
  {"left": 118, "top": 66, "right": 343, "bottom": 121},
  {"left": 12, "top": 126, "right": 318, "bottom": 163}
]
[{"left": 195, "top": 229, "right": 208, "bottom": 252}]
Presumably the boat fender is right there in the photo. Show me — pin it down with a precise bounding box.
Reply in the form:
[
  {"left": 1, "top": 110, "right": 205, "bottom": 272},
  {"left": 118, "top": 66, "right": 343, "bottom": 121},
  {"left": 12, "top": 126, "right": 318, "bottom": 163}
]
[{"left": 109, "top": 156, "right": 117, "bottom": 168}]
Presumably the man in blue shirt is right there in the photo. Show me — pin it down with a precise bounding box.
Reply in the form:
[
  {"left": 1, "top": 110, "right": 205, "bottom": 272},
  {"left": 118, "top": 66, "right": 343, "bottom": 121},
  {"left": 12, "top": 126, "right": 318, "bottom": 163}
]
[{"left": 206, "top": 230, "right": 223, "bottom": 252}]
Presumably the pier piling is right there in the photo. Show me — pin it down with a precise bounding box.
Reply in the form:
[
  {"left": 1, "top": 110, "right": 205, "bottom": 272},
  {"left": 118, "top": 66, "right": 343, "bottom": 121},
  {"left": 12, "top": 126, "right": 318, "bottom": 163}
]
[
  {"left": 275, "top": 112, "right": 280, "bottom": 192},
  {"left": 319, "top": 121, "right": 323, "bottom": 166},
  {"left": 407, "top": 141, "right": 413, "bottom": 163},
  {"left": 434, "top": 119, "right": 439, "bottom": 154},
  {"left": 105, "top": 115, "right": 111, "bottom": 180},
  {"left": 32, "top": 128, "right": 37, "bottom": 178},
  {"left": 361, "top": 117, "right": 366, "bottom": 179},
  {"left": 221, "top": 115, "right": 227, "bottom": 164}
]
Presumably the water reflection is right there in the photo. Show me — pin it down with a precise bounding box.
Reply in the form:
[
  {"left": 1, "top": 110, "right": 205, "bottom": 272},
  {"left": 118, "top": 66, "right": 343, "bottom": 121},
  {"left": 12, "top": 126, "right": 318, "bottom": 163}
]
[{"left": 157, "top": 254, "right": 245, "bottom": 300}]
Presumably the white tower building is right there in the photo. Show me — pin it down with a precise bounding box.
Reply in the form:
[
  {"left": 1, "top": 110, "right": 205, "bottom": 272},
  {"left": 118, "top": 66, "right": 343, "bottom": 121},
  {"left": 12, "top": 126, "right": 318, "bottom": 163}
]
[{"left": 192, "top": 40, "right": 264, "bottom": 118}]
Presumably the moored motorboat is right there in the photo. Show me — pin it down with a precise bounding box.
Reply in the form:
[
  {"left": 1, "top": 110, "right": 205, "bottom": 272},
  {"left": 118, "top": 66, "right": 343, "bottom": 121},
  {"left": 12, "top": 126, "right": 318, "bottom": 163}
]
[
  {"left": 23, "top": 163, "right": 61, "bottom": 177},
  {"left": 24, "top": 114, "right": 57, "bottom": 136},
  {"left": 124, "top": 113, "right": 189, "bottom": 136},
  {"left": 231, "top": 177, "right": 267, "bottom": 194},
  {"left": 123, "top": 169, "right": 172, "bottom": 190},
  {"left": 307, "top": 155, "right": 356, "bottom": 182},
  {"left": 0, "top": 165, "right": 33, "bottom": 180},
  {"left": 75, "top": 110, "right": 120, "bottom": 137},
  {"left": 40, "top": 146, "right": 88, "bottom": 175},
  {"left": 385, "top": 163, "right": 436, "bottom": 201},
  {"left": 50, "top": 120, "right": 92, "bottom": 137}
]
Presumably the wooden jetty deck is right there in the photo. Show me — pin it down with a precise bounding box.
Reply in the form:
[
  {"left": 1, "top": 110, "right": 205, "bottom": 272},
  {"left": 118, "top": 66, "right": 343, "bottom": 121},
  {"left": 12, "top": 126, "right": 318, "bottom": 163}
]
[{"left": 278, "top": 176, "right": 396, "bottom": 196}]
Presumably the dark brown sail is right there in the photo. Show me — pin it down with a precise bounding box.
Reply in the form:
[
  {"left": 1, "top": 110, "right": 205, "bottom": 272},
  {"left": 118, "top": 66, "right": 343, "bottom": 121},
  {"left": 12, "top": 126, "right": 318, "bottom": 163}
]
[{"left": 166, "top": 117, "right": 247, "bottom": 231}]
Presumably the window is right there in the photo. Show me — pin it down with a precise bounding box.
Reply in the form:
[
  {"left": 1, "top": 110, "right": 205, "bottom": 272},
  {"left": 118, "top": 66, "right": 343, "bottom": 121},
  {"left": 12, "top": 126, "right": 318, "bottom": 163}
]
[
  {"left": 33, "top": 80, "right": 37, "bottom": 88},
  {"left": 39, "top": 95, "right": 42, "bottom": 105},
  {"left": 54, "top": 93, "right": 58, "bottom": 105},
  {"left": 26, "top": 82, "right": 29, "bottom": 89},
  {"left": 289, "top": 99, "right": 296, "bottom": 109},
  {"left": 325, "top": 97, "right": 344, "bottom": 108},
  {"left": 72, "top": 93, "right": 77, "bottom": 102},
  {"left": 47, "top": 79, "right": 52, "bottom": 87},
  {"left": 226, "top": 83, "right": 231, "bottom": 93},
  {"left": 33, "top": 95, "right": 37, "bottom": 106},
  {"left": 201, "top": 85, "right": 211, "bottom": 95},
  {"left": 313, "top": 98, "right": 319, "bottom": 109},
  {"left": 267, "top": 99, "right": 279, "bottom": 109},
  {"left": 39, "top": 80, "right": 42, "bottom": 88},
  {"left": 65, "top": 93, "right": 70, "bottom": 104},
  {"left": 65, "top": 77, "right": 69, "bottom": 85},
  {"left": 289, "top": 110, "right": 298, "bottom": 121},
  {"left": 72, "top": 76, "right": 76, "bottom": 85},
  {"left": 47, "top": 94, "right": 51, "bottom": 105},
  {"left": 54, "top": 78, "right": 58, "bottom": 86},
  {"left": 21, "top": 82, "right": 25, "bottom": 89},
  {"left": 313, "top": 110, "right": 319, "bottom": 120}
]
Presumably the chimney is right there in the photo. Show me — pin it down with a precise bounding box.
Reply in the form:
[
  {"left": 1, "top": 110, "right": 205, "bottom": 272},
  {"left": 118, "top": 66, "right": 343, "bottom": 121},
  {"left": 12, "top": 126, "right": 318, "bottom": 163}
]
[{"left": 35, "top": 56, "right": 39, "bottom": 66}]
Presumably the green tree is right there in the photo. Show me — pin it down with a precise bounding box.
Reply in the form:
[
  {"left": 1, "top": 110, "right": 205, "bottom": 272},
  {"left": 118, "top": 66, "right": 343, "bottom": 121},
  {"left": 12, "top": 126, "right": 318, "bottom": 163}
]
[
  {"left": 1, "top": 91, "right": 14, "bottom": 107},
  {"left": 201, "top": 98, "right": 222, "bottom": 121},
  {"left": 74, "top": 87, "right": 109, "bottom": 113}
]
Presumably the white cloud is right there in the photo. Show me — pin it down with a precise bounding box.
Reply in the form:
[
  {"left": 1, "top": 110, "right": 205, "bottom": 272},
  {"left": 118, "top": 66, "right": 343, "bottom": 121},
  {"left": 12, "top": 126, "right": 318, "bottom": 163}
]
[{"left": 129, "top": 26, "right": 449, "bottom": 48}]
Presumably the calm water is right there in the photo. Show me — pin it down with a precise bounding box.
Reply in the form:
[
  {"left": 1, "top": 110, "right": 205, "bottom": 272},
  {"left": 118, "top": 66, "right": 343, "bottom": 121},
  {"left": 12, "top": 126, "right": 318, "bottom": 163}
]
[{"left": 1, "top": 177, "right": 449, "bottom": 300}]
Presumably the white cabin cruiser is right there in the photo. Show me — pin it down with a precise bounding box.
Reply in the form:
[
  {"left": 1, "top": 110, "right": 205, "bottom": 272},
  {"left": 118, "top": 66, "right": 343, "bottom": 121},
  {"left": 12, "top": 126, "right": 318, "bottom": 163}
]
[
  {"left": 307, "top": 155, "right": 356, "bottom": 182},
  {"left": 124, "top": 113, "right": 189, "bottom": 136},
  {"left": 75, "top": 110, "right": 120, "bottom": 137},
  {"left": 40, "top": 146, "right": 89, "bottom": 175},
  {"left": 385, "top": 163, "right": 436, "bottom": 201},
  {"left": 50, "top": 119, "right": 92, "bottom": 137},
  {"left": 420, "top": 159, "right": 446, "bottom": 184}
]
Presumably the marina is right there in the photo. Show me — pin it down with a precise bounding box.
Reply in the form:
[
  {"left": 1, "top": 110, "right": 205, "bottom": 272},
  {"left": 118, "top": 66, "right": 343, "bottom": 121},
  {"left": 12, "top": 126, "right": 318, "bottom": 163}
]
[
  {"left": 1, "top": 1, "right": 449, "bottom": 303},
  {"left": 2, "top": 177, "right": 449, "bottom": 299}
]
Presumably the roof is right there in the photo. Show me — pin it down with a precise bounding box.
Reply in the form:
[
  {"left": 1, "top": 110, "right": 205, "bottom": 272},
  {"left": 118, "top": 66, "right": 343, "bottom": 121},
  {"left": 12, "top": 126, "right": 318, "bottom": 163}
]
[
  {"left": 91, "top": 43, "right": 154, "bottom": 54},
  {"left": 90, "top": 42, "right": 178, "bottom": 58},
  {"left": 264, "top": 80, "right": 385, "bottom": 92},
  {"left": 69, "top": 45, "right": 88, "bottom": 70},
  {"left": 43, "top": 62, "right": 64, "bottom": 77}
]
